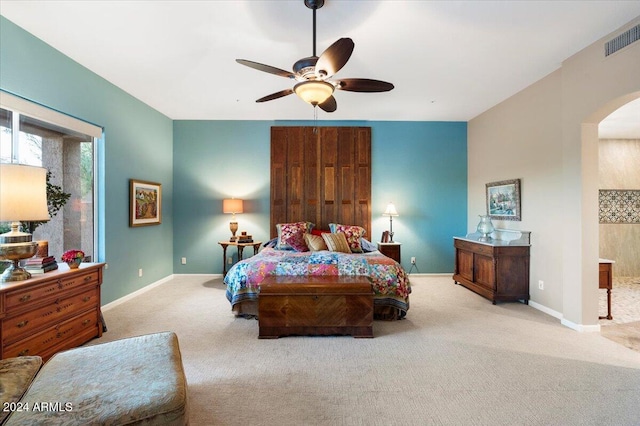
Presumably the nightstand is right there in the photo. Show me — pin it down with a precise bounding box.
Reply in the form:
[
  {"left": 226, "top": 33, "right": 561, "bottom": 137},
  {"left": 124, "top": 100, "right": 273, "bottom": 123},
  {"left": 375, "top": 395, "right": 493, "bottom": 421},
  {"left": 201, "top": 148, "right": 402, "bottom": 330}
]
[
  {"left": 377, "top": 242, "right": 401, "bottom": 263},
  {"left": 219, "top": 241, "right": 262, "bottom": 275}
]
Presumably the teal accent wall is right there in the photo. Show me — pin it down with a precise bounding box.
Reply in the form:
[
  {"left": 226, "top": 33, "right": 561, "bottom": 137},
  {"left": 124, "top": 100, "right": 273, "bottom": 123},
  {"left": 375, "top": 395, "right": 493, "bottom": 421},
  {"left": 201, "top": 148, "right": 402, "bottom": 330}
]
[
  {"left": 1, "top": 16, "right": 174, "bottom": 304},
  {"left": 173, "top": 120, "right": 467, "bottom": 273}
]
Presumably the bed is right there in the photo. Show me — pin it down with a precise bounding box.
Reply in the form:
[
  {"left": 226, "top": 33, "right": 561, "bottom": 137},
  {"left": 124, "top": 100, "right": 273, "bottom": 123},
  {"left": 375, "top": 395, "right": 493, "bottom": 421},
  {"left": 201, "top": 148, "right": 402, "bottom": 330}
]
[
  {"left": 224, "top": 237, "right": 411, "bottom": 320},
  {"left": 226, "top": 127, "right": 410, "bottom": 320}
]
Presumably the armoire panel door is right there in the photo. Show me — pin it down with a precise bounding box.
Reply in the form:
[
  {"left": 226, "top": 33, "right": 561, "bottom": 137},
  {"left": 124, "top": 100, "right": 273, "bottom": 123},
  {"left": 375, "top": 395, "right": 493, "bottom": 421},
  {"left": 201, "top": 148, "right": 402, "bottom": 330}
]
[
  {"left": 271, "top": 126, "right": 371, "bottom": 237},
  {"left": 320, "top": 128, "right": 339, "bottom": 231},
  {"left": 286, "top": 130, "right": 305, "bottom": 222},
  {"left": 270, "top": 127, "right": 288, "bottom": 237},
  {"left": 354, "top": 128, "right": 371, "bottom": 235},
  {"left": 303, "top": 128, "right": 321, "bottom": 227}
]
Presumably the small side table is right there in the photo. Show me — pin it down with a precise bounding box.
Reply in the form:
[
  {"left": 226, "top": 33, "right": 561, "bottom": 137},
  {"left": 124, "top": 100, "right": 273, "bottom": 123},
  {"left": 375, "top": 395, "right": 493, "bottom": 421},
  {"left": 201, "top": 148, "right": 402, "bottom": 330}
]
[
  {"left": 599, "top": 258, "right": 615, "bottom": 320},
  {"left": 377, "top": 242, "right": 401, "bottom": 264},
  {"left": 219, "top": 241, "right": 262, "bottom": 276}
]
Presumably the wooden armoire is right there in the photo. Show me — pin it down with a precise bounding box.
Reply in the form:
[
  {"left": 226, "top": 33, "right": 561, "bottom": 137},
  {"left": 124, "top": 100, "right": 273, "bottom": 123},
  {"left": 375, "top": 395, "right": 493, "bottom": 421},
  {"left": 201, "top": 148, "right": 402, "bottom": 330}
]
[{"left": 270, "top": 126, "right": 371, "bottom": 238}]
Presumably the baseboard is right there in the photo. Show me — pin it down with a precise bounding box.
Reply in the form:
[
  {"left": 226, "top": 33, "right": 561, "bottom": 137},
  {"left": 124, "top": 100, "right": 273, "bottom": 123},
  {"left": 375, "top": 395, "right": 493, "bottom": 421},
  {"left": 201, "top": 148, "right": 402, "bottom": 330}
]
[
  {"left": 528, "top": 300, "right": 562, "bottom": 320},
  {"left": 102, "top": 274, "right": 175, "bottom": 311},
  {"left": 560, "top": 318, "right": 601, "bottom": 333},
  {"left": 529, "top": 300, "right": 601, "bottom": 332}
]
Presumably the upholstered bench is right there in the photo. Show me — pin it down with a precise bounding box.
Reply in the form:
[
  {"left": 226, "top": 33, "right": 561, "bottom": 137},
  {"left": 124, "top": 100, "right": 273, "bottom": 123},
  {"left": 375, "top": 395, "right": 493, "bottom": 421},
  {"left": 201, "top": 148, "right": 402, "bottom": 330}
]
[
  {"left": 258, "top": 275, "right": 374, "bottom": 338},
  {"left": 1, "top": 332, "right": 188, "bottom": 425}
]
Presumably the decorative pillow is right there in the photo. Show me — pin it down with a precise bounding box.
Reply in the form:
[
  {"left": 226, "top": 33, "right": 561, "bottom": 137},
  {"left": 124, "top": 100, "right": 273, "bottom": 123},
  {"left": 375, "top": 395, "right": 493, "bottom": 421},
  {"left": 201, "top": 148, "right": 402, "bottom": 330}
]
[
  {"left": 311, "top": 229, "right": 330, "bottom": 236},
  {"left": 276, "top": 222, "right": 314, "bottom": 250},
  {"left": 328, "top": 223, "right": 366, "bottom": 253},
  {"left": 0, "top": 356, "right": 43, "bottom": 424},
  {"left": 360, "top": 238, "right": 377, "bottom": 252},
  {"left": 322, "top": 232, "right": 351, "bottom": 253},
  {"left": 304, "top": 233, "right": 328, "bottom": 251},
  {"left": 284, "top": 231, "right": 309, "bottom": 252}
]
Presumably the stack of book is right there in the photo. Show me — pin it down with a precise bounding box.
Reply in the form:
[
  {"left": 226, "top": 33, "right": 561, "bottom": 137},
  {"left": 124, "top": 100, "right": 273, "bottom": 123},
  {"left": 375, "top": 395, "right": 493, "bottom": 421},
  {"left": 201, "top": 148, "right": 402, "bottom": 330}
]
[
  {"left": 25, "top": 255, "right": 58, "bottom": 274},
  {"left": 237, "top": 234, "right": 253, "bottom": 243}
]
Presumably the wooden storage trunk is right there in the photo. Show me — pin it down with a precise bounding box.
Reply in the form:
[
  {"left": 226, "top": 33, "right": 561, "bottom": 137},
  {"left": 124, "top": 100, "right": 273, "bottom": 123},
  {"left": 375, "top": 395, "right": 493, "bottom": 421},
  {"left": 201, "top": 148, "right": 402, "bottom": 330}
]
[{"left": 258, "top": 276, "right": 374, "bottom": 338}]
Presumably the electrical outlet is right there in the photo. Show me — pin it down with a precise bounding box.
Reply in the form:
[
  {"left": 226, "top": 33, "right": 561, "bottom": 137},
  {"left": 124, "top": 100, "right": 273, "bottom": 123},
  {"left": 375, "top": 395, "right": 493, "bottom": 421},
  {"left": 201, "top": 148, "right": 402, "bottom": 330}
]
[
  {"left": 411, "top": 257, "right": 416, "bottom": 265},
  {"left": 538, "top": 280, "right": 544, "bottom": 290},
  {"left": 138, "top": 268, "right": 143, "bottom": 277},
  {"left": 227, "top": 257, "right": 233, "bottom": 264},
  {"left": 181, "top": 257, "right": 187, "bottom": 265}
]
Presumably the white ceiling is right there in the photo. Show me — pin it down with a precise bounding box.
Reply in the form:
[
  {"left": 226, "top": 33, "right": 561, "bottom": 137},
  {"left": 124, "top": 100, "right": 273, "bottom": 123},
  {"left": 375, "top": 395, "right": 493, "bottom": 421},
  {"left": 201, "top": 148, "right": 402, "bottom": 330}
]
[{"left": 1, "top": 0, "right": 639, "bottom": 127}]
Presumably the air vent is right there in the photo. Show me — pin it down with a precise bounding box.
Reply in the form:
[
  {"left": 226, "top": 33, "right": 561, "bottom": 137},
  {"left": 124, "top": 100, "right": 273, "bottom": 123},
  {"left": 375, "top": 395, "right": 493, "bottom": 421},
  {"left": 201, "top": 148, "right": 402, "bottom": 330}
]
[{"left": 605, "top": 24, "right": 640, "bottom": 56}]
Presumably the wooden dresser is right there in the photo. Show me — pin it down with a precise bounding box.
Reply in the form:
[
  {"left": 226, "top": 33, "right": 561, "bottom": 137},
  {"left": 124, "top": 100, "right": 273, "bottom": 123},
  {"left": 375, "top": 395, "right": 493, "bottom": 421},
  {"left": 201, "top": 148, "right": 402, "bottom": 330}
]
[
  {"left": 453, "top": 230, "right": 531, "bottom": 304},
  {"left": 0, "top": 263, "right": 105, "bottom": 361}
]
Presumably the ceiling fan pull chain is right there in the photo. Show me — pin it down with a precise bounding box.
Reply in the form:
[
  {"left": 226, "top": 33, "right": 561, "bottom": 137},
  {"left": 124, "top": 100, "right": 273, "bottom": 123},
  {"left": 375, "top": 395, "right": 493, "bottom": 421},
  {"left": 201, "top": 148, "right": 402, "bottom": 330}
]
[{"left": 313, "top": 106, "right": 318, "bottom": 134}]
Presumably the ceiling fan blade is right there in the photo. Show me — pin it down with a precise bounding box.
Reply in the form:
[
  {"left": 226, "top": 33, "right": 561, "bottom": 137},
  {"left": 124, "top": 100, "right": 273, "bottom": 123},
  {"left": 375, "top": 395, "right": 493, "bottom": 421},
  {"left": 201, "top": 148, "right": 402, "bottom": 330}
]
[
  {"left": 256, "top": 89, "right": 294, "bottom": 103},
  {"left": 236, "top": 59, "right": 295, "bottom": 79},
  {"left": 315, "top": 38, "right": 354, "bottom": 78},
  {"left": 335, "top": 78, "right": 394, "bottom": 93},
  {"left": 318, "top": 96, "right": 337, "bottom": 113}
]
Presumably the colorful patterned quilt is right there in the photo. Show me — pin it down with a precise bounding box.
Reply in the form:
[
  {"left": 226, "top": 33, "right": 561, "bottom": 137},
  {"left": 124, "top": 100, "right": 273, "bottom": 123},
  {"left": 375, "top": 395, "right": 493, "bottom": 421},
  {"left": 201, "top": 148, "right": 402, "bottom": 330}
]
[{"left": 224, "top": 248, "right": 411, "bottom": 316}]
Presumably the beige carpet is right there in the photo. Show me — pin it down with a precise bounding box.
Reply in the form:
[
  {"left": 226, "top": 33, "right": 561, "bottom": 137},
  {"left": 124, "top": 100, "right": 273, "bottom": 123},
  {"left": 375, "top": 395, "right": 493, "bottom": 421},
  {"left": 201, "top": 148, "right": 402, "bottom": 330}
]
[{"left": 98, "top": 275, "right": 640, "bottom": 426}]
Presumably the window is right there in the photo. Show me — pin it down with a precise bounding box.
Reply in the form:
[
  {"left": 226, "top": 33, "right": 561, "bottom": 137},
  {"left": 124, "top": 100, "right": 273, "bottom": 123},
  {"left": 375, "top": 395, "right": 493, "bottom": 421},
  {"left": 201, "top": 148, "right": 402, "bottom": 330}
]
[{"left": 0, "top": 92, "right": 102, "bottom": 261}]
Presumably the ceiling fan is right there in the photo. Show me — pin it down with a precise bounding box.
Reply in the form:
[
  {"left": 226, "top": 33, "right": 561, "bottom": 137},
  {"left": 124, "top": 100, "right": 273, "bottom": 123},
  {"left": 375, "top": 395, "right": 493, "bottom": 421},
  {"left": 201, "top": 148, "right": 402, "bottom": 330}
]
[{"left": 236, "top": 0, "right": 394, "bottom": 113}]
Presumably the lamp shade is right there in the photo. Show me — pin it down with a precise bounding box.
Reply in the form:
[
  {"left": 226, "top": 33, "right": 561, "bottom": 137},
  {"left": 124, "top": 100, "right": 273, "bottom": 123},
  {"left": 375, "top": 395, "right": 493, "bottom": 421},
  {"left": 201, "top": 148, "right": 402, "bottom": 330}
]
[
  {"left": 0, "top": 164, "right": 50, "bottom": 222},
  {"left": 223, "top": 198, "right": 244, "bottom": 214},
  {"left": 382, "top": 202, "right": 399, "bottom": 217},
  {"left": 294, "top": 81, "right": 334, "bottom": 106}
]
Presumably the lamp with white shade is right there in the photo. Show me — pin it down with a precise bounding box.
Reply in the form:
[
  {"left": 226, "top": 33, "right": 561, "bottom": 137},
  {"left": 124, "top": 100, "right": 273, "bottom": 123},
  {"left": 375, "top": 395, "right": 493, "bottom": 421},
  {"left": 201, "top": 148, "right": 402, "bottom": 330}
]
[
  {"left": 223, "top": 198, "right": 244, "bottom": 242},
  {"left": 0, "top": 164, "right": 50, "bottom": 282},
  {"left": 382, "top": 202, "right": 399, "bottom": 243}
]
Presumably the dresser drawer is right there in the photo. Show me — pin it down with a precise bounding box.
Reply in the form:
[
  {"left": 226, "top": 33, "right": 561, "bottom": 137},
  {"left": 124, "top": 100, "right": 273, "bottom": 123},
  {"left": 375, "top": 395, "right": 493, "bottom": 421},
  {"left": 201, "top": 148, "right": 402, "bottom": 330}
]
[
  {"left": 3, "top": 310, "right": 99, "bottom": 359},
  {"left": 455, "top": 239, "right": 494, "bottom": 256},
  {"left": 2, "top": 287, "right": 99, "bottom": 343},
  {"left": 4, "top": 269, "right": 99, "bottom": 310}
]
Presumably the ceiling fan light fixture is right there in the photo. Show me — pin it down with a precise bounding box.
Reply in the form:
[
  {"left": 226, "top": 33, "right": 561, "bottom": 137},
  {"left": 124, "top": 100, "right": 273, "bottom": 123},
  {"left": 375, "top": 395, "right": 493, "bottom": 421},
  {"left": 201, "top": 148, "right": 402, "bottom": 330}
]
[{"left": 294, "top": 80, "right": 334, "bottom": 106}]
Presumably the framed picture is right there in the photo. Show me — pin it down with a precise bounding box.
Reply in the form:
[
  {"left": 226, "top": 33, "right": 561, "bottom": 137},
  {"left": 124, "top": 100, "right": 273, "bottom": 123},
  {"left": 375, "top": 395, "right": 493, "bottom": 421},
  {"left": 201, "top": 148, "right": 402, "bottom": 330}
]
[
  {"left": 486, "top": 178, "right": 521, "bottom": 221},
  {"left": 130, "top": 179, "right": 162, "bottom": 227}
]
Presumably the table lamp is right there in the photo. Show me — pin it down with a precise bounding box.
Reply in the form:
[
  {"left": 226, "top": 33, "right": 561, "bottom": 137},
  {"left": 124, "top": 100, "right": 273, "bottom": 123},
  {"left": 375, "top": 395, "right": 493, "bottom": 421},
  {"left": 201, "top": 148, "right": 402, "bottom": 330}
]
[
  {"left": 382, "top": 202, "right": 399, "bottom": 243},
  {"left": 223, "top": 198, "right": 243, "bottom": 242},
  {"left": 0, "top": 164, "right": 50, "bottom": 282}
]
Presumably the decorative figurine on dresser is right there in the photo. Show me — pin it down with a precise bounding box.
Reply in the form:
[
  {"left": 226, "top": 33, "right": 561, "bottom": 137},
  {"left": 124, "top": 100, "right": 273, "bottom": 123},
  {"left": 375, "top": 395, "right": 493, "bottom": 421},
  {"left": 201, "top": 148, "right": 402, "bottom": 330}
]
[{"left": 453, "top": 229, "right": 531, "bottom": 304}]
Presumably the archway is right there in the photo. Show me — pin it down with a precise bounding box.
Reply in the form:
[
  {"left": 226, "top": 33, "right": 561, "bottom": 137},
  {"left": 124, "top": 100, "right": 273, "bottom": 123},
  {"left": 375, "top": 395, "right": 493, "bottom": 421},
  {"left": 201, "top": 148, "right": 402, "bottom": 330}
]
[{"left": 581, "top": 91, "right": 640, "bottom": 329}]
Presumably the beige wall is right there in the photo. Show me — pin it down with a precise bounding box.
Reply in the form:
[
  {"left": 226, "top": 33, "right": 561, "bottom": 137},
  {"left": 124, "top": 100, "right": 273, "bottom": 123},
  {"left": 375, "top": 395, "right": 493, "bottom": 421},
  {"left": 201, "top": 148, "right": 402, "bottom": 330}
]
[
  {"left": 599, "top": 139, "right": 640, "bottom": 276},
  {"left": 468, "top": 16, "right": 640, "bottom": 330}
]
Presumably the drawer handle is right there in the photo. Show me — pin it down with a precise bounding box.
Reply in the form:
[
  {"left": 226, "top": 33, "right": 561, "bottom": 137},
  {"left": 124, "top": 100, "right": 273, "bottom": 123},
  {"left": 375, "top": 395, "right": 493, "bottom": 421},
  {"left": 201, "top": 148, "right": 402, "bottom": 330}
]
[
  {"left": 83, "top": 276, "right": 92, "bottom": 282},
  {"left": 82, "top": 319, "right": 91, "bottom": 326},
  {"left": 18, "top": 349, "right": 30, "bottom": 356},
  {"left": 82, "top": 296, "right": 91, "bottom": 302},
  {"left": 16, "top": 320, "right": 29, "bottom": 328},
  {"left": 19, "top": 294, "right": 31, "bottom": 303}
]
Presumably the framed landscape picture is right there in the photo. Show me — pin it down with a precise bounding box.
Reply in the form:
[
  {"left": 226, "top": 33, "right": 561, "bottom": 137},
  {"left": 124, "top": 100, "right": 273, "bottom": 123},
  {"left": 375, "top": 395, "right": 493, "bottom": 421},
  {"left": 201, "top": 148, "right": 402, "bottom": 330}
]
[
  {"left": 486, "top": 178, "right": 521, "bottom": 221},
  {"left": 130, "top": 179, "right": 162, "bottom": 227}
]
